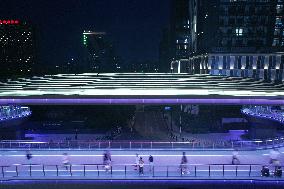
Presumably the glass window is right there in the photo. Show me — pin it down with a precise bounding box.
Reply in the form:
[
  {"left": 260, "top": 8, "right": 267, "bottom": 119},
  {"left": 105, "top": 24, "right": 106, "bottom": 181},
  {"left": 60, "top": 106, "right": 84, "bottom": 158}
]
[{"left": 235, "top": 28, "right": 243, "bottom": 36}]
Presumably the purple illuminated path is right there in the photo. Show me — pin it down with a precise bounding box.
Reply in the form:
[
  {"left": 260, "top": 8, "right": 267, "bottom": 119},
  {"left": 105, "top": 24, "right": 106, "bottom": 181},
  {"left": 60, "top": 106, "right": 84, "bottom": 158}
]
[
  {"left": 0, "top": 98, "right": 284, "bottom": 105},
  {"left": 0, "top": 148, "right": 283, "bottom": 180}
]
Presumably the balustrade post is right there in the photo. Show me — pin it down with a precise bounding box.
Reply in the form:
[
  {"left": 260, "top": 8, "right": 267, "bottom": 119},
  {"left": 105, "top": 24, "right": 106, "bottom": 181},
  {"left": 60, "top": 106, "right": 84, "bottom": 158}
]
[
  {"left": 249, "top": 165, "right": 251, "bottom": 177},
  {"left": 56, "top": 165, "right": 59, "bottom": 176},
  {"left": 209, "top": 165, "right": 210, "bottom": 177},
  {"left": 70, "top": 165, "right": 72, "bottom": 176},
  {"left": 43, "top": 165, "right": 45, "bottom": 176},
  {"left": 29, "top": 164, "right": 32, "bottom": 176},
  {"left": 223, "top": 165, "right": 225, "bottom": 176},
  {"left": 236, "top": 165, "right": 238, "bottom": 176},
  {"left": 195, "top": 166, "right": 197, "bottom": 177},
  {"left": 166, "top": 166, "right": 168, "bottom": 177},
  {"left": 97, "top": 165, "right": 99, "bottom": 176},
  {"left": 125, "top": 165, "right": 127, "bottom": 176},
  {"left": 16, "top": 165, "right": 18, "bottom": 177},
  {"left": 83, "top": 165, "right": 86, "bottom": 176},
  {"left": 1, "top": 166, "right": 4, "bottom": 178}
]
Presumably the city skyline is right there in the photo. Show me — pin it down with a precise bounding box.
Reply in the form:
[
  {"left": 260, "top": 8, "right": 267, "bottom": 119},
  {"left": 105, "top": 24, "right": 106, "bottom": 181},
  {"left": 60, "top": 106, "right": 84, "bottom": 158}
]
[{"left": 0, "top": 0, "right": 170, "bottom": 68}]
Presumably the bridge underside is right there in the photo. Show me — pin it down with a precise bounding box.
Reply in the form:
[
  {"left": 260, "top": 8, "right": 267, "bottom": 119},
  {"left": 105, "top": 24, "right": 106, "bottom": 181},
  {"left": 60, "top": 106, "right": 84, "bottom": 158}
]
[
  {"left": 0, "top": 73, "right": 283, "bottom": 105},
  {"left": 0, "top": 98, "right": 283, "bottom": 105}
]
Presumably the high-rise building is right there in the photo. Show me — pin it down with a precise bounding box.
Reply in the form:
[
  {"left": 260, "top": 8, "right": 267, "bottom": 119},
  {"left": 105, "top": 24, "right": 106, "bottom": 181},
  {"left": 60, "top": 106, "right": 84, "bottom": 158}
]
[
  {"left": 0, "top": 19, "right": 36, "bottom": 79},
  {"left": 189, "top": 0, "right": 284, "bottom": 54},
  {"left": 159, "top": 28, "right": 171, "bottom": 72},
  {"left": 82, "top": 31, "right": 120, "bottom": 73},
  {"left": 172, "top": 0, "right": 284, "bottom": 82},
  {"left": 159, "top": 0, "right": 191, "bottom": 72},
  {"left": 170, "top": 0, "right": 191, "bottom": 59}
]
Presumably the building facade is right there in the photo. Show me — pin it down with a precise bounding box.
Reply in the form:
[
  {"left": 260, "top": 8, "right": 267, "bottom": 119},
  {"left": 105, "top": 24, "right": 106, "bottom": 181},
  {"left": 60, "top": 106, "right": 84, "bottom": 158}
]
[
  {"left": 173, "top": 0, "right": 284, "bottom": 82},
  {"left": 190, "top": 0, "right": 284, "bottom": 54},
  {"left": 0, "top": 19, "right": 36, "bottom": 79},
  {"left": 172, "top": 52, "right": 284, "bottom": 82},
  {"left": 159, "top": 0, "right": 191, "bottom": 72}
]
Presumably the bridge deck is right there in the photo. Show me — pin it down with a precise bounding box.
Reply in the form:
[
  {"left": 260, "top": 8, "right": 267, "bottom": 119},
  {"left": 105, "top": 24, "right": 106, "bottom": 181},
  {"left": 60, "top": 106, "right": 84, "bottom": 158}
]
[{"left": 0, "top": 148, "right": 283, "bottom": 180}]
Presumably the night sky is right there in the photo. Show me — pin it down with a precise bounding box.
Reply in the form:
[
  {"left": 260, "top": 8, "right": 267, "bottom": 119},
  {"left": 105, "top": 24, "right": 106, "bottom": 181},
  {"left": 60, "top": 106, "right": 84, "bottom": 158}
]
[{"left": 1, "top": 0, "right": 170, "bottom": 66}]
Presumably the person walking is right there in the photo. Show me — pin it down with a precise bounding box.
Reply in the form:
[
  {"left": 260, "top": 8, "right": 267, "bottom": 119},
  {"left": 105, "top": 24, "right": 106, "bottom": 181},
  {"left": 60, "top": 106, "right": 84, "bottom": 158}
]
[
  {"left": 26, "top": 150, "right": 32, "bottom": 160},
  {"left": 149, "top": 155, "right": 154, "bottom": 172},
  {"left": 232, "top": 149, "right": 240, "bottom": 165},
  {"left": 134, "top": 153, "right": 139, "bottom": 170},
  {"left": 180, "top": 152, "right": 189, "bottom": 175},
  {"left": 106, "top": 150, "right": 112, "bottom": 162},
  {"left": 138, "top": 157, "right": 144, "bottom": 175},
  {"left": 103, "top": 151, "right": 111, "bottom": 173},
  {"left": 62, "top": 153, "right": 70, "bottom": 170}
]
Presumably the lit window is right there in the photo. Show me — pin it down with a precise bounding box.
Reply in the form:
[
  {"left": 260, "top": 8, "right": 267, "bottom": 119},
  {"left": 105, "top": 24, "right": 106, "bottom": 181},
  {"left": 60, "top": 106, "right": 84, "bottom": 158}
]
[{"left": 236, "top": 28, "right": 243, "bottom": 36}]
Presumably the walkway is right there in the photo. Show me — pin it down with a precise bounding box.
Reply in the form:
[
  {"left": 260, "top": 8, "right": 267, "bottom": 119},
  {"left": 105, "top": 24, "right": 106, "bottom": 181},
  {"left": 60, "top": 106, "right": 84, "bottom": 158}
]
[{"left": 0, "top": 148, "right": 283, "bottom": 180}]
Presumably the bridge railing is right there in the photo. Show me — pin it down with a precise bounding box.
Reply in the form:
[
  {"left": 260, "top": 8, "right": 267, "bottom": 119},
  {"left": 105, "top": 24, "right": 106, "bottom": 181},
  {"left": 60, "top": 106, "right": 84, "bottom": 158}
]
[
  {"left": 0, "top": 163, "right": 281, "bottom": 179},
  {"left": 241, "top": 106, "right": 284, "bottom": 124},
  {"left": 0, "top": 138, "right": 284, "bottom": 150}
]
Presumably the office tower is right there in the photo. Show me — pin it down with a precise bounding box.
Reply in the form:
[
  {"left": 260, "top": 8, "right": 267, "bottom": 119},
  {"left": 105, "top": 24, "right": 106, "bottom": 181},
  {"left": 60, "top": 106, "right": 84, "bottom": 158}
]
[
  {"left": 0, "top": 19, "right": 36, "bottom": 79},
  {"left": 159, "top": 0, "right": 191, "bottom": 72},
  {"left": 190, "top": 0, "right": 284, "bottom": 54},
  {"left": 172, "top": 0, "right": 284, "bottom": 82}
]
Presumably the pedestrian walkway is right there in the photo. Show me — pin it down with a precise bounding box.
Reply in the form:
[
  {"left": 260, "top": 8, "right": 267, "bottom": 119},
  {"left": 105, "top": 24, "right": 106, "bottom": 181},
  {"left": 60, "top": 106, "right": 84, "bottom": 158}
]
[{"left": 0, "top": 147, "right": 283, "bottom": 180}]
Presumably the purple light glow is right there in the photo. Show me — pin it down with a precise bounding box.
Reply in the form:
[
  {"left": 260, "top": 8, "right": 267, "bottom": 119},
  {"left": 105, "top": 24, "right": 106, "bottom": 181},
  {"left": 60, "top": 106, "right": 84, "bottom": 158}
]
[{"left": 0, "top": 98, "right": 283, "bottom": 105}]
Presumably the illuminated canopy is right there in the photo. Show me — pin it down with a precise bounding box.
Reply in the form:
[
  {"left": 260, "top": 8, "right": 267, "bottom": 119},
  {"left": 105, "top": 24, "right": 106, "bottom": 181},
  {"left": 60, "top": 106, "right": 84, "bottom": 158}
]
[{"left": 0, "top": 73, "right": 283, "bottom": 105}]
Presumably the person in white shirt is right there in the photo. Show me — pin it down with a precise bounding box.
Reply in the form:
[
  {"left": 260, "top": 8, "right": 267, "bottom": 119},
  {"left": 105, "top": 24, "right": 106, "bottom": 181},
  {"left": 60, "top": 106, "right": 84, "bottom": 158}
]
[
  {"left": 134, "top": 153, "right": 139, "bottom": 170},
  {"left": 62, "top": 153, "right": 70, "bottom": 170},
  {"left": 232, "top": 149, "right": 240, "bottom": 165},
  {"left": 138, "top": 157, "right": 144, "bottom": 175}
]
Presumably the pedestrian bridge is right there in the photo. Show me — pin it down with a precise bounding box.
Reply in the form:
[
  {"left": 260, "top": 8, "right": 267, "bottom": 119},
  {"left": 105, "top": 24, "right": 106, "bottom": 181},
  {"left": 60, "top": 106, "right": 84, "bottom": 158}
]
[{"left": 0, "top": 73, "right": 283, "bottom": 105}]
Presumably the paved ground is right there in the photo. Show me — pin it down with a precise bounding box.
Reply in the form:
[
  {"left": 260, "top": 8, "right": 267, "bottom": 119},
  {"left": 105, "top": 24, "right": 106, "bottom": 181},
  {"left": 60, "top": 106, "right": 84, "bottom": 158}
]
[{"left": 0, "top": 148, "right": 283, "bottom": 180}]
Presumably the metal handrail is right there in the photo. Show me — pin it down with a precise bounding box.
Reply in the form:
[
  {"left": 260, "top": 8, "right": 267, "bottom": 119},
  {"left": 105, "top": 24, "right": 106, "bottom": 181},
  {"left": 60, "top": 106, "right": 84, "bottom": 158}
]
[
  {"left": 0, "top": 138, "right": 284, "bottom": 150},
  {"left": 0, "top": 163, "right": 282, "bottom": 179}
]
